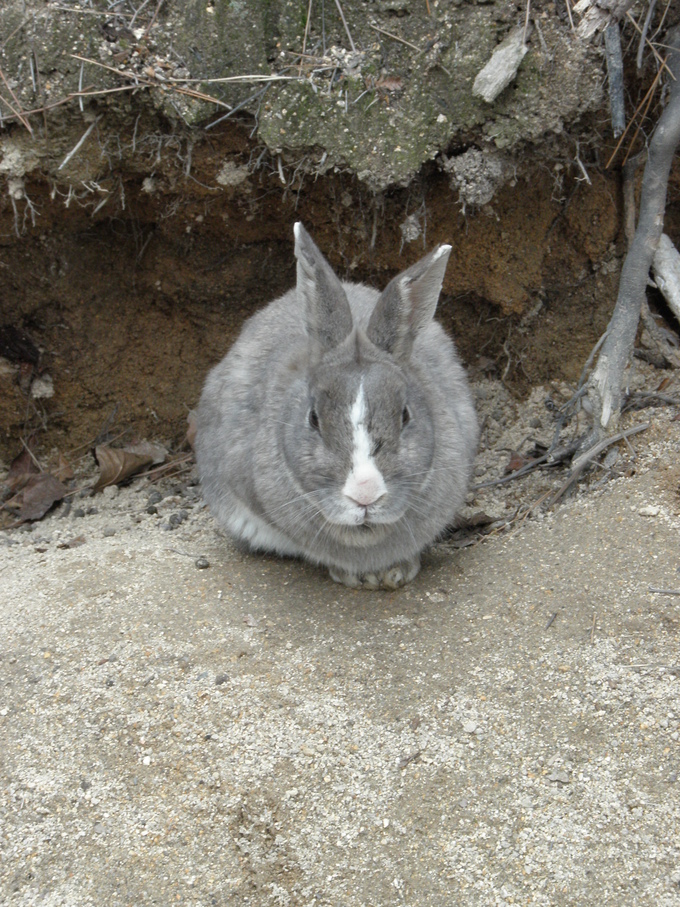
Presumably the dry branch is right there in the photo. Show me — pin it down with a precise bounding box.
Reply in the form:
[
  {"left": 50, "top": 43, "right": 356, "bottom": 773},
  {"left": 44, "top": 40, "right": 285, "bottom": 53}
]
[
  {"left": 652, "top": 233, "right": 680, "bottom": 323},
  {"left": 586, "top": 27, "right": 680, "bottom": 432}
]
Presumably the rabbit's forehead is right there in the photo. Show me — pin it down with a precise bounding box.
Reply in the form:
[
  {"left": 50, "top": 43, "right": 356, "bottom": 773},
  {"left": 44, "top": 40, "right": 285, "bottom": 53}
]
[{"left": 314, "top": 364, "right": 405, "bottom": 412}]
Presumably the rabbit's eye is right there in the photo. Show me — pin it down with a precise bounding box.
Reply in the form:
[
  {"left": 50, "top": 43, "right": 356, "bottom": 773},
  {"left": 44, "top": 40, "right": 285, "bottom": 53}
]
[
  {"left": 308, "top": 408, "right": 320, "bottom": 431},
  {"left": 401, "top": 405, "right": 411, "bottom": 428}
]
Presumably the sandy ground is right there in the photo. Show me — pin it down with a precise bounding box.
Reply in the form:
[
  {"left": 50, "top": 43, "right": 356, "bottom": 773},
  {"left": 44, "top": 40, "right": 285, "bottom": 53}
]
[{"left": 1, "top": 389, "right": 679, "bottom": 906}]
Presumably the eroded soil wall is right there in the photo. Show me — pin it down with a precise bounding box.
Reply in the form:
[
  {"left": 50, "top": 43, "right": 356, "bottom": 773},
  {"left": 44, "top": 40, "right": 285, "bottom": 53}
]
[{"left": 0, "top": 117, "right": 662, "bottom": 462}]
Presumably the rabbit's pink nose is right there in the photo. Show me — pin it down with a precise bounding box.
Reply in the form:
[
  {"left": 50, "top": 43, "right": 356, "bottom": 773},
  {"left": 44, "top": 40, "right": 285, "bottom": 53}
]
[{"left": 343, "top": 468, "right": 387, "bottom": 507}]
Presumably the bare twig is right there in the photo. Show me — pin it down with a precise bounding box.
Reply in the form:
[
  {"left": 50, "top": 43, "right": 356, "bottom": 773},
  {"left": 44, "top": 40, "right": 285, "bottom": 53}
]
[
  {"left": 637, "top": 0, "right": 657, "bottom": 69},
  {"left": 333, "top": 0, "right": 356, "bottom": 53},
  {"left": 130, "top": 0, "right": 154, "bottom": 28},
  {"left": 52, "top": 6, "right": 135, "bottom": 17},
  {"left": 626, "top": 8, "right": 674, "bottom": 78},
  {"left": 606, "top": 68, "right": 661, "bottom": 169},
  {"left": 604, "top": 23, "right": 626, "bottom": 137},
  {"left": 369, "top": 23, "right": 421, "bottom": 52},
  {"left": 523, "top": 0, "right": 532, "bottom": 45},
  {"left": 649, "top": 586, "right": 680, "bottom": 595},
  {"left": 588, "top": 29, "right": 680, "bottom": 431},
  {"left": 302, "top": 0, "right": 314, "bottom": 69},
  {"left": 574, "top": 142, "right": 592, "bottom": 183},
  {"left": 651, "top": 0, "right": 673, "bottom": 41},
  {"left": 57, "top": 115, "right": 102, "bottom": 171},
  {"left": 70, "top": 54, "right": 241, "bottom": 111},
  {"left": 0, "top": 65, "right": 33, "bottom": 134},
  {"left": 550, "top": 422, "right": 650, "bottom": 504},
  {"left": 142, "top": 0, "right": 166, "bottom": 41},
  {"left": 166, "top": 75, "right": 297, "bottom": 84}
]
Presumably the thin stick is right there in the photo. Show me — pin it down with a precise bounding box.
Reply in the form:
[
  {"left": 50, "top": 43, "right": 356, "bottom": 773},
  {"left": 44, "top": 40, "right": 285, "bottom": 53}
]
[
  {"left": 21, "top": 437, "right": 43, "bottom": 471},
  {"left": 523, "top": 0, "right": 532, "bottom": 45},
  {"left": 130, "top": 0, "right": 153, "bottom": 28},
  {"left": 626, "top": 9, "right": 674, "bottom": 78},
  {"left": 649, "top": 586, "right": 680, "bottom": 595},
  {"left": 165, "top": 75, "right": 297, "bottom": 84},
  {"left": 550, "top": 422, "right": 650, "bottom": 504},
  {"left": 302, "top": 0, "right": 314, "bottom": 71},
  {"left": 637, "top": 0, "right": 657, "bottom": 69},
  {"left": 571, "top": 422, "right": 650, "bottom": 473},
  {"left": 333, "top": 0, "right": 356, "bottom": 53},
  {"left": 70, "top": 54, "right": 235, "bottom": 110},
  {"left": 0, "top": 17, "right": 30, "bottom": 51},
  {"left": 72, "top": 54, "right": 293, "bottom": 86},
  {"left": 143, "top": 0, "right": 166, "bottom": 40},
  {"left": 70, "top": 53, "right": 146, "bottom": 80},
  {"left": 58, "top": 115, "right": 101, "bottom": 171},
  {"left": 52, "top": 6, "right": 135, "bottom": 17},
  {"left": 606, "top": 68, "right": 661, "bottom": 169},
  {"left": 651, "top": 0, "right": 673, "bottom": 40},
  {"left": 545, "top": 611, "right": 558, "bottom": 629},
  {"left": 369, "top": 23, "right": 421, "bottom": 52},
  {"left": 0, "top": 66, "right": 33, "bottom": 134},
  {"left": 564, "top": 0, "right": 575, "bottom": 30},
  {"left": 590, "top": 612, "right": 597, "bottom": 644},
  {"left": 205, "top": 88, "right": 267, "bottom": 130}
]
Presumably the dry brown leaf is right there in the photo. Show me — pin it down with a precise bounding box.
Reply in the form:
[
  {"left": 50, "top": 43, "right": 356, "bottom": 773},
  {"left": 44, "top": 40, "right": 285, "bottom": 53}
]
[
  {"left": 376, "top": 76, "right": 403, "bottom": 92},
  {"left": 5, "top": 473, "right": 68, "bottom": 522},
  {"left": 93, "top": 445, "right": 154, "bottom": 491},
  {"left": 5, "top": 446, "right": 40, "bottom": 492},
  {"left": 505, "top": 451, "right": 532, "bottom": 474},
  {"left": 54, "top": 453, "right": 75, "bottom": 483}
]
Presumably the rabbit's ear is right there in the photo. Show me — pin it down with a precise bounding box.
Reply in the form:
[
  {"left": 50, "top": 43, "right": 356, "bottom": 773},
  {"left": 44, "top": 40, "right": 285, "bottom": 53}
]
[
  {"left": 294, "top": 222, "right": 353, "bottom": 355},
  {"left": 367, "top": 245, "right": 451, "bottom": 362}
]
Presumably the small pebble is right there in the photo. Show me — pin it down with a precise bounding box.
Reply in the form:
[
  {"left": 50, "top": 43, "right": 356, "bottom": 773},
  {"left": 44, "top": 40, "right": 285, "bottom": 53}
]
[
  {"left": 547, "top": 768, "right": 570, "bottom": 784},
  {"left": 146, "top": 505, "right": 158, "bottom": 515},
  {"left": 195, "top": 557, "right": 210, "bottom": 569},
  {"left": 603, "top": 447, "right": 619, "bottom": 469},
  {"left": 102, "top": 527, "right": 116, "bottom": 538},
  {"left": 215, "top": 673, "right": 229, "bottom": 685},
  {"left": 73, "top": 508, "right": 85, "bottom": 519},
  {"left": 148, "top": 491, "right": 162, "bottom": 505}
]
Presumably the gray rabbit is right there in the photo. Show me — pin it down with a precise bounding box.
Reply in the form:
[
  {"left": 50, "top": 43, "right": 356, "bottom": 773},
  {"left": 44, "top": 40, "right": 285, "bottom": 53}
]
[{"left": 195, "top": 223, "right": 478, "bottom": 589}]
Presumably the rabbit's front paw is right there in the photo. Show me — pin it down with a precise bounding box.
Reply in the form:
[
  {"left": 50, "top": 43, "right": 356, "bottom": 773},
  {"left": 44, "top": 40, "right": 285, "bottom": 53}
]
[{"left": 329, "top": 558, "right": 420, "bottom": 591}]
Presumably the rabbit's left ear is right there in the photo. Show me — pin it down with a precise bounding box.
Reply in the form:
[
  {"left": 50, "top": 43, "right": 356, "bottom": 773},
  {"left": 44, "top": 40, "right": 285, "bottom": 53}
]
[
  {"left": 366, "top": 244, "right": 451, "bottom": 363},
  {"left": 294, "top": 222, "right": 353, "bottom": 356}
]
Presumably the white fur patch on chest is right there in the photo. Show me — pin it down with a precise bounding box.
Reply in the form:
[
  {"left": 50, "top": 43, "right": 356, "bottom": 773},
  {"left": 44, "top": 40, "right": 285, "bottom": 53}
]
[{"left": 342, "top": 382, "right": 387, "bottom": 507}]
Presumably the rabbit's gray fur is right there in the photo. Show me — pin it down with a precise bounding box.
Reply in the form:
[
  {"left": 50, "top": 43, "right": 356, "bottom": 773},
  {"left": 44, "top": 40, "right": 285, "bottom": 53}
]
[{"left": 195, "top": 223, "right": 478, "bottom": 589}]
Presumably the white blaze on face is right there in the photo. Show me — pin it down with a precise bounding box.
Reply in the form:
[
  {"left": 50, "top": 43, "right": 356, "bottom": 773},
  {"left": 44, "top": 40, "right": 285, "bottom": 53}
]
[{"left": 342, "top": 381, "right": 387, "bottom": 507}]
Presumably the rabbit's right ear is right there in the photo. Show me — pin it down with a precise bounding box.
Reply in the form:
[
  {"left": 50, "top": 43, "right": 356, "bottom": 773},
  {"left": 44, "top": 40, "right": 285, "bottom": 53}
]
[
  {"left": 367, "top": 244, "right": 451, "bottom": 363},
  {"left": 294, "top": 222, "right": 353, "bottom": 355}
]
